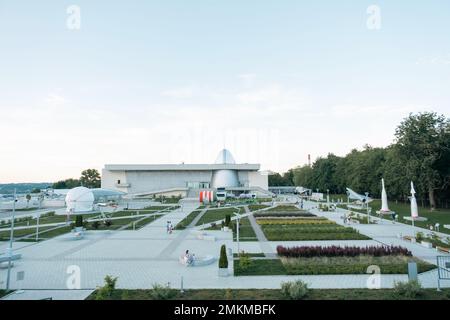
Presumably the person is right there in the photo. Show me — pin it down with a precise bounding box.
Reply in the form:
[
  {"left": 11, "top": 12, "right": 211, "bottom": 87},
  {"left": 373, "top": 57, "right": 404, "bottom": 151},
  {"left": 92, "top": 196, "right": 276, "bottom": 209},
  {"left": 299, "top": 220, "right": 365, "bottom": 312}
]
[
  {"left": 166, "top": 221, "right": 170, "bottom": 233},
  {"left": 395, "top": 214, "right": 399, "bottom": 222},
  {"left": 184, "top": 250, "right": 194, "bottom": 265},
  {"left": 391, "top": 212, "right": 396, "bottom": 222},
  {"left": 435, "top": 223, "right": 440, "bottom": 232},
  {"left": 169, "top": 222, "right": 173, "bottom": 234}
]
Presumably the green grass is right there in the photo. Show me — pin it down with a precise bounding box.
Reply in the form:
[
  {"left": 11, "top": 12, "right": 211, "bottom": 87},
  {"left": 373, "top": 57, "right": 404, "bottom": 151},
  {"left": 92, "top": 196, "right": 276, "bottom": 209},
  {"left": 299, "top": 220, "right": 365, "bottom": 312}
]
[
  {"left": 248, "top": 204, "right": 270, "bottom": 211},
  {"left": 175, "top": 210, "right": 202, "bottom": 230},
  {"left": 368, "top": 199, "right": 450, "bottom": 234},
  {"left": 0, "top": 225, "right": 72, "bottom": 241},
  {"left": 267, "top": 205, "right": 301, "bottom": 212},
  {"left": 259, "top": 221, "right": 370, "bottom": 241},
  {"left": 234, "top": 259, "right": 287, "bottom": 276},
  {"left": 280, "top": 256, "right": 435, "bottom": 275},
  {"left": 87, "top": 288, "right": 450, "bottom": 300},
  {"left": 233, "top": 217, "right": 257, "bottom": 241},
  {"left": 195, "top": 208, "right": 240, "bottom": 226},
  {"left": 233, "top": 252, "right": 266, "bottom": 258},
  {"left": 234, "top": 256, "right": 435, "bottom": 276},
  {"left": 124, "top": 215, "right": 163, "bottom": 230}
]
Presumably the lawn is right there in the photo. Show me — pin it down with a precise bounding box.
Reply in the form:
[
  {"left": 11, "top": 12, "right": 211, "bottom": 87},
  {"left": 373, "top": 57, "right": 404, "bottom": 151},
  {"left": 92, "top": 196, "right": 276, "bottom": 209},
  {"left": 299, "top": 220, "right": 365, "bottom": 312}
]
[
  {"left": 369, "top": 199, "right": 450, "bottom": 234},
  {"left": 175, "top": 210, "right": 202, "bottom": 230},
  {"left": 0, "top": 224, "right": 73, "bottom": 241},
  {"left": 233, "top": 217, "right": 257, "bottom": 241},
  {"left": 234, "top": 256, "right": 435, "bottom": 276},
  {"left": 124, "top": 214, "right": 164, "bottom": 230},
  {"left": 87, "top": 287, "right": 450, "bottom": 300},
  {"left": 195, "top": 208, "right": 241, "bottom": 226},
  {"left": 205, "top": 216, "right": 257, "bottom": 241},
  {"left": 248, "top": 204, "right": 270, "bottom": 211},
  {"left": 258, "top": 218, "right": 370, "bottom": 241}
]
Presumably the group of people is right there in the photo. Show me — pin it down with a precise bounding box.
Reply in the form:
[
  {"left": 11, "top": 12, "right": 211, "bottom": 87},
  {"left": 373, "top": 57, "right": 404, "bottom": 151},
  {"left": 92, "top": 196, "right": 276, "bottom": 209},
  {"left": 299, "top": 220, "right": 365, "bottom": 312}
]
[{"left": 166, "top": 221, "right": 173, "bottom": 234}]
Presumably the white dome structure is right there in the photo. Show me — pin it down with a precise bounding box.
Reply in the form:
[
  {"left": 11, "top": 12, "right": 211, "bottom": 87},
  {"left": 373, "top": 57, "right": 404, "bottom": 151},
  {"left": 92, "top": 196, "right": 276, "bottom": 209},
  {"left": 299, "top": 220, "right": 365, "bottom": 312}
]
[
  {"left": 212, "top": 149, "right": 239, "bottom": 188},
  {"left": 215, "top": 149, "right": 236, "bottom": 164},
  {"left": 65, "top": 187, "right": 95, "bottom": 213}
]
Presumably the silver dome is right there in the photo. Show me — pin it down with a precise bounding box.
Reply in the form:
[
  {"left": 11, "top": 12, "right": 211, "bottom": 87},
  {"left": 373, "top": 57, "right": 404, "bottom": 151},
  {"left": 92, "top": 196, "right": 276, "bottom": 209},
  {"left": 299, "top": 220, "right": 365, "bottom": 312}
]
[{"left": 215, "top": 149, "right": 236, "bottom": 164}]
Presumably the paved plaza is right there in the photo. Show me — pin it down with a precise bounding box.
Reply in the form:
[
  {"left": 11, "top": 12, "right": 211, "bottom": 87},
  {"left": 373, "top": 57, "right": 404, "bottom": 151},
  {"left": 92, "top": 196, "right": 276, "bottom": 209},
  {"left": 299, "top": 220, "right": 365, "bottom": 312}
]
[{"left": 1, "top": 198, "right": 450, "bottom": 300}]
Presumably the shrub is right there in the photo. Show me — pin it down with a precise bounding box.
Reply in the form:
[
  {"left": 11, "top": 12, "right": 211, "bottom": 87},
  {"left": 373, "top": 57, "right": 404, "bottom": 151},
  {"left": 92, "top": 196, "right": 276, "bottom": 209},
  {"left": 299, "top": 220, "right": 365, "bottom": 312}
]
[
  {"left": 224, "top": 289, "right": 233, "bottom": 300},
  {"left": 219, "top": 245, "right": 228, "bottom": 268},
  {"left": 225, "top": 214, "right": 231, "bottom": 227},
  {"left": 75, "top": 215, "right": 83, "bottom": 228},
  {"left": 393, "top": 280, "right": 423, "bottom": 298},
  {"left": 281, "top": 280, "right": 309, "bottom": 299},
  {"left": 416, "top": 232, "right": 424, "bottom": 242},
  {"left": 105, "top": 220, "right": 112, "bottom": 227},
  {"left": 95, "top": 275, "right": 118, "bottom": 300},
  {"left": 239, "top": 252, "right": 252, "bottom": 270},
  {"left": 150, "top": 283, "right": 177, "bottom": 300},
  {"left": 92, "top": 221, "right": 100, "bottom": 230}
]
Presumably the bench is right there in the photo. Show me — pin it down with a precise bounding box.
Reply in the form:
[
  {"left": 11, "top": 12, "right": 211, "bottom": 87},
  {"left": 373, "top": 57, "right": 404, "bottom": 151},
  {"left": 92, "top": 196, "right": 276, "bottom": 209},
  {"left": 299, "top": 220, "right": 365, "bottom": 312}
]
[{"left": 179, "top": 255, "right": 215, "bottom": 267}]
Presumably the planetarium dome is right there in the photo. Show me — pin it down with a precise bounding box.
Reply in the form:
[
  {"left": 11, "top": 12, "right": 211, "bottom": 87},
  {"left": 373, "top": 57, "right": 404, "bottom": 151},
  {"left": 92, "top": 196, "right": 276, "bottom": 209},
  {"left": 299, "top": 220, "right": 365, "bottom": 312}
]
[
  {"left": 212, "top": 149, "right": 239, "bottom": 188},
  {"left": 215, "top": 149, "right": 236, "bottom": 165}
]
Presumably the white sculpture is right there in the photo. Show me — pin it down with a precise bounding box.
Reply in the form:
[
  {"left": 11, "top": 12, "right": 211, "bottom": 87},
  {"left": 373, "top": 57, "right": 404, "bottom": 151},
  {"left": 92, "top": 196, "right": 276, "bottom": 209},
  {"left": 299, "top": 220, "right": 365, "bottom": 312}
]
[
  {"left": 410, "top": 181, "right": 419, "bottom": 219},
  {"left": 380, "top": 178, "right": 390, "bottom": 212}
]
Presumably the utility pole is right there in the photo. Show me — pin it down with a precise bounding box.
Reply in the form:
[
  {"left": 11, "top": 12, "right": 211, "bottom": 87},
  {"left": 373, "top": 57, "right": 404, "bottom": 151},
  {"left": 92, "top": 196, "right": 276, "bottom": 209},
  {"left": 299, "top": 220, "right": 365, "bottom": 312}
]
[{"left": 6, "top": 188, "right": 17, "bottom": 291}]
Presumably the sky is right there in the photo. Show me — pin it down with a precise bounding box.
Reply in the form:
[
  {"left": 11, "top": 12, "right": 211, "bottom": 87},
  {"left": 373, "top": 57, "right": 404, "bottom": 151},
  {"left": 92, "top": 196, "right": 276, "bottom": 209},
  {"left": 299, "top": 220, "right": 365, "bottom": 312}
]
[{"left": 0, "top": 0, "right": 449, "bottom": 183}]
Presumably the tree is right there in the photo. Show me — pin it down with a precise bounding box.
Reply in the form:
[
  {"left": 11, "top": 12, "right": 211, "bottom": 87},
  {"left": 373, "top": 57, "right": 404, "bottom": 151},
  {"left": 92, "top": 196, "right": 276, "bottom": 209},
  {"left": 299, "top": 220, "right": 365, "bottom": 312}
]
[
  {"left": 52, "top": 178, "right": 81, "bottom": 189},
  {"left": 80, "top": 169, "right": 101, "bottom": 188},
  {"left": 394, "top": 112, "right": 450, "bottom": 210},
  {"left": 218, "top": 245, "right": 228, "bottom": 268},
  {"left": 25, "top": 194, "right": 31, "bottom": 208},
  {"left": 293, "top": 165, "right": 314, "bottom": 187}
]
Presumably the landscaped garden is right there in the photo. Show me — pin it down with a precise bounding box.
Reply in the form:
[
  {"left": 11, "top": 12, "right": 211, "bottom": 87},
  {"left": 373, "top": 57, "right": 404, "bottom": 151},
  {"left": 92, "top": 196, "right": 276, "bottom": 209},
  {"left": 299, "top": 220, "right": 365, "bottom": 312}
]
[
  {"left": 175, "top": 209, "right": 203, "bottom": 230},
  {"left": 234, "top": 245, "right": 435, "bottom": 276},
  {"left": 257, "top": 217, "right": 370, "bottom": 241},
  {"left": 195, "top": 207, "right": 245, "bottom": 226},
  {"left": 0, "top": 208, "right": 170, "bottom": 241},
  {"left": 87, "top": 276, "right": 450, "bottom": 300}
]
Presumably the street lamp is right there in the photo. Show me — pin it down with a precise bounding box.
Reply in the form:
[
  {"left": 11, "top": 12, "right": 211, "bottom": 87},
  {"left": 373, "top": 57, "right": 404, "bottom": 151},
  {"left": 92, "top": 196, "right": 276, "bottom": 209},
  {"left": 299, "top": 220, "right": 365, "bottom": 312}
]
[
  {"left": 327, "top": 189, "right": 330, "bottom": 206},
  {"left": 232, "top": 210, "right": 241, "bottom": 254},
  {"left": 365, "top": 192, "right": 371, "bottom": 223},
  {"left": 6, "top": 188, "right": 17, "bottom": 291}
]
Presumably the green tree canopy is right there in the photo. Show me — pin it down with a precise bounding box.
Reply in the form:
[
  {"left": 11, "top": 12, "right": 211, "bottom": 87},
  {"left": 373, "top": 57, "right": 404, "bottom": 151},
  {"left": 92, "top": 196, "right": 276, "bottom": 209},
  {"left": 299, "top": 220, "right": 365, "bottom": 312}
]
[{"left": 80, "top": 169, "right": 101, "bottom": 188}]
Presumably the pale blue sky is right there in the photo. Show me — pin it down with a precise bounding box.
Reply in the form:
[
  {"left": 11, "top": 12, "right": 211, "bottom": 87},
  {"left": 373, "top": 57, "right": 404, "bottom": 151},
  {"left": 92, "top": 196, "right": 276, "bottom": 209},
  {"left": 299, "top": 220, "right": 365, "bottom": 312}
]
[{"left": 0, "top": 1, "right": 449, "bottom": 182}]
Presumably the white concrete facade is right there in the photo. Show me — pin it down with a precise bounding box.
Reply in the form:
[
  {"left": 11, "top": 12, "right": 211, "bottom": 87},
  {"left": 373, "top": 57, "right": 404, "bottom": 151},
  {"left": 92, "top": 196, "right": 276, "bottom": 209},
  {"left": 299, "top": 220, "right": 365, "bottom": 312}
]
[{"left": 101, "top": 150, "right": 268, "bottom": 196}]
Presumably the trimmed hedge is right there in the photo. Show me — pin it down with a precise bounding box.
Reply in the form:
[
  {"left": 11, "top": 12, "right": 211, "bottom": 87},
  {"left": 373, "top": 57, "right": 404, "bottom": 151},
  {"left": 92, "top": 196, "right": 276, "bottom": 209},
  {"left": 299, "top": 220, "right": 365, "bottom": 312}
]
[{"left": 277, "top": 245, "right": 412, "bottom": 258}]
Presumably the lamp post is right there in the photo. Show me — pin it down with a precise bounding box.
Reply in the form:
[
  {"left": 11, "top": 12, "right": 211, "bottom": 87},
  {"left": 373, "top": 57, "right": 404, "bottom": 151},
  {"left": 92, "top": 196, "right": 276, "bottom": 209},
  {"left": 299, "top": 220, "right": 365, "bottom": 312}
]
[
  {"left": 365, "top": 192, "right": 371, "bottom": 223},
  {"left": 6, "top": 188, "right": 17, "bottom": 291},
  {"left": 327, "top": 189, "right": 330, "bottom": 206},
  {"left": 233, "top": 210, "right": 241, "bottom": 254}
]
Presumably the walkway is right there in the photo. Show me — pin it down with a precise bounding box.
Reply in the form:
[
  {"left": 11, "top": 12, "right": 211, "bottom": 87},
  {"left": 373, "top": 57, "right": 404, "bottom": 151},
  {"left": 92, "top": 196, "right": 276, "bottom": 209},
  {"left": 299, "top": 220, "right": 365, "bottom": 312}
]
[{"left": 244, "top": 206, "right": 275, "bottom": 258}]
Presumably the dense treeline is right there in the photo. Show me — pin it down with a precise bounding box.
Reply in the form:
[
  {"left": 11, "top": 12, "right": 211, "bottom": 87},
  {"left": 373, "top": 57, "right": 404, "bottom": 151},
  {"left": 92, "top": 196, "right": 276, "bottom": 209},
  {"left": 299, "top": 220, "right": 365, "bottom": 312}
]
[{"left": 269, "top": 112, "right": 450, "bottom": 209}]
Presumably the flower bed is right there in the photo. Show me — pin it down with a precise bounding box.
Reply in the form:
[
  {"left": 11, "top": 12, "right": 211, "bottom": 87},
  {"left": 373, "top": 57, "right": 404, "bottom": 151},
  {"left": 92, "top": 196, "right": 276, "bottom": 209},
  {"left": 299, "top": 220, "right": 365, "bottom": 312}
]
[
  {"left": 254, "top": 212, "right": 317, "bottom": 218},
  {"left": 256, "top": 218, "right": 332, "bottom": 225},
  {"left": 276, "top": 245, "right": 412, "bottom": 258}
]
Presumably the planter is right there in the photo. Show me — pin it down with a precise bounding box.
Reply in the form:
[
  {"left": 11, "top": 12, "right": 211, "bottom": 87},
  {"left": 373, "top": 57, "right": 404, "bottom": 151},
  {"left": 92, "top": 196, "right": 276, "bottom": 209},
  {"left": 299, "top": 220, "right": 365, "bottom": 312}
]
[
  {"left": 420, "top": 241, "right": 433, "bottom": 249},
  {"left": 218, "top": 268, "right": 229, "bottom": 277}
]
